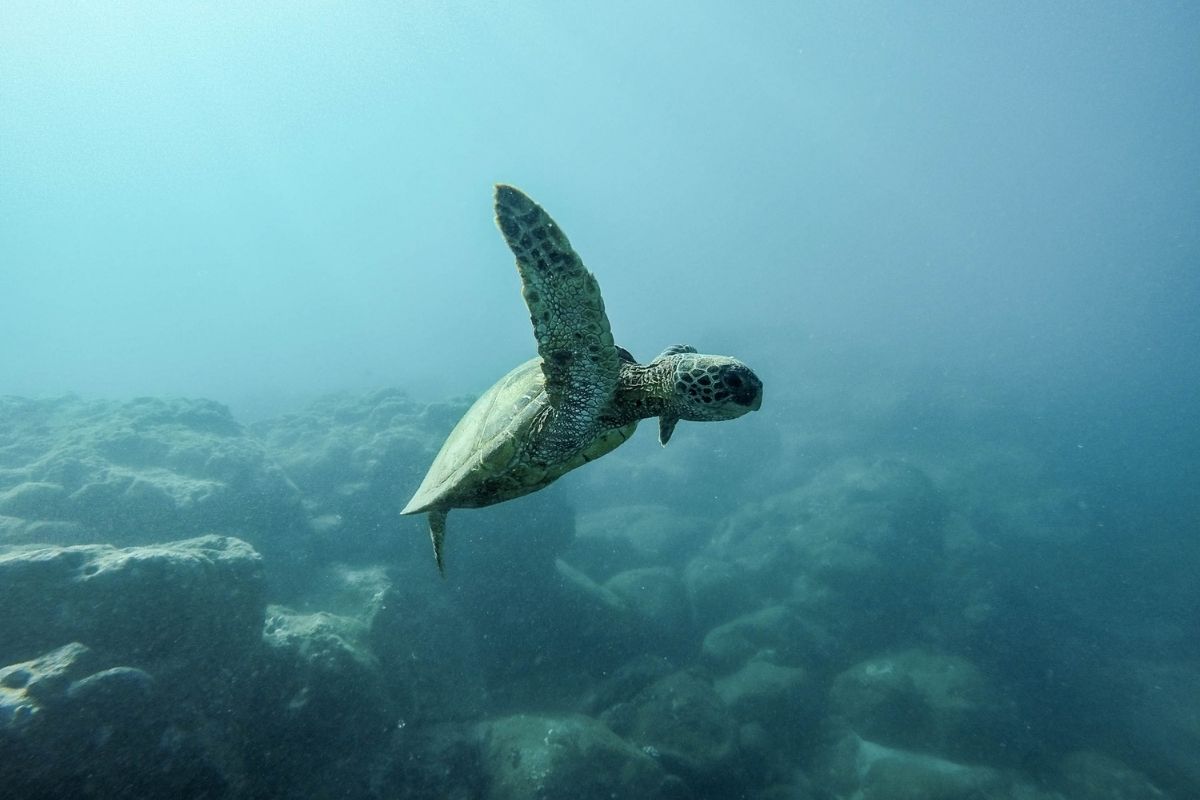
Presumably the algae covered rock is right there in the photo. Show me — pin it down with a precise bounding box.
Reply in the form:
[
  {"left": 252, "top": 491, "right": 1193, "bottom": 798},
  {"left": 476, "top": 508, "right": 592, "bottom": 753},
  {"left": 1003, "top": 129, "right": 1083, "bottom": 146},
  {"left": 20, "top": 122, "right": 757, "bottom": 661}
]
[
  {"left": 582, "top": 654, "right": 676, "bottom": 715},
  {"left": 0, "top": 535, "right": 266, "bottom": 797},
  {"left": 602, "top": 668, "right": 740, "bottom": 786},
  {"left": 0, "top": 642, "right": 226, "bottom": 798},
  {"left": 376, "top": 722, "right": 486, "bottom": 800},
  {"left": 0, "top": 396, "right": 310, "bottom": 565},
  {"left": 249, "top": 389, "right": 463, "bottom": 563},
  {"left": 568, "top": 503, "right": 711, "bottom": 578},
  {"left": 707, "top": 458, "right": 945, "bottom": 649},
  {"left": 0, "top": 534, "right": 264, "bottom": 666},
  {"left": 683, "top": 554, "right": 762, "bottom": 629},
  {"left": 366, "top": 573, "right": 489, "bottom": 723},
  {"left": 828, "top": 648, "right": 1018, "bottom": 763},
  {"left": 604, "top": 566, "right": 693, "bottom": 650},
  {"left": 1056, "top": 751, "right": 1169, "bottom": 800},
  {"left": 470, "top": 557, "right": 644, "bottom": 698},
  {"left": 821, "top": 734, "right": 1062, "bottom": 800},
  {"left": 0, "top": 642, "right": 98, "bottom": 735},
  {"left": 258, "top": 606, "right": 393, "bottom": 737},
  {"left": 248, "top": 606, "right": 396, "bottom": 798},
  {"left": 476, "top": 713, "right": 680, "bottom": 800},
  {"left": 715, "top": 658, "right": 815, "bottom": 735},
  {"left": 701, "top": 604, "right": 829, "bottom": 674}
]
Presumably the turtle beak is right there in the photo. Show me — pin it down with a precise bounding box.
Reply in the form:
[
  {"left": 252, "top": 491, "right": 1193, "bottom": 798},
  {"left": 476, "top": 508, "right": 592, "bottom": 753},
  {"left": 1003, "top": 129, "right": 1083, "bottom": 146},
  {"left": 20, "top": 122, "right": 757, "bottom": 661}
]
[{"left": 732, "top": 370, "right": 763, "bottom": 412}]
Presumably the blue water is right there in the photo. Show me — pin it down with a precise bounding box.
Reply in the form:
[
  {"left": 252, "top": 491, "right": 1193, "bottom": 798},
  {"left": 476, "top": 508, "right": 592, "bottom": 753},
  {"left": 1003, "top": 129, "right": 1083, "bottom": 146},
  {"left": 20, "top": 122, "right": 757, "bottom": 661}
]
[{"left": 1, "top": 3, "right": 1197, "bottom": 798}]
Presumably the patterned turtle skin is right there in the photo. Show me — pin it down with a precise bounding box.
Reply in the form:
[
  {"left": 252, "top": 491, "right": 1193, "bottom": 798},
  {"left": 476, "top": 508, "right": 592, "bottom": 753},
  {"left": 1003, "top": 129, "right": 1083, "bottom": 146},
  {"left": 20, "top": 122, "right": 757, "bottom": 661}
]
[{"left": 402, "top": 185, "right": 763, "bottom": 574}]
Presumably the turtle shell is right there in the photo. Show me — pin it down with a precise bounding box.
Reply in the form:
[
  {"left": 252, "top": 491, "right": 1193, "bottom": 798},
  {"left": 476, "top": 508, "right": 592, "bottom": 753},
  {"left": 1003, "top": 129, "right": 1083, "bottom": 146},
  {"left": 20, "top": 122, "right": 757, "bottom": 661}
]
[{"left": 401, "top": 357, "right": 636, "bottom": 515}]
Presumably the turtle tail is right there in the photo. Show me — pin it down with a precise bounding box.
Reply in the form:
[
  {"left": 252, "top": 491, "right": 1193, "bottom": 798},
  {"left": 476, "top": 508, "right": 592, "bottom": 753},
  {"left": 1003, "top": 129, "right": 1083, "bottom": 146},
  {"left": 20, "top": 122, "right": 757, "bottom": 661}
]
[{"left": 429, "top": 508, "right": 449, "bottom": 577}]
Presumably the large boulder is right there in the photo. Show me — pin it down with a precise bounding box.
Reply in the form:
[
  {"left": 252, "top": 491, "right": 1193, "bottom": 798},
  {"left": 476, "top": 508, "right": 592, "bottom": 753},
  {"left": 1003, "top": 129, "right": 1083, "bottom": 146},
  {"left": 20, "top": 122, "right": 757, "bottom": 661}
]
[
  {"left": 683, "top": 555, "right": 762, "bottom": 630},
  {"left": 602, "top": 668, "right": 741, "bottom": 788},
  {"left": 0, "top": 642, "right": 228, "bottom": 798},
  {"left": 1056, "top": 751, "right": 1169, "bottom": 800},
  {"left": 604, "top": 566, "right": 694, "bottom": 654},
  {"left": 581, "top": 654, "right": 677, "bottom": 715},
  {"left": 456, "top": 558, "right": 657, "bottom": 711},
  {"left": 0, "top": 535, "right": 268, "bottom": 796},
  {"left": 701, "top": 604, "right": 830, "bottom": 675},
  {"left": 828, "top": 648, "right": 1019, "bottom": 764},
  {"left": 821, "top": 734, "right": 1062, "bottom": 800},
  {"left": 476, "top": 713, "right": 682, "bottom": 800},
  {"left": 0, "top": 534, "right": 264, "bottom": 666},
  {"left": 365, "top": 567, "right": 490, "bottom": 723},
  {"left": 246, "top": 606, "right": 396, "bottom": 798},
  {"left": 715, "top": 657, "right": 816, "bottom": 738},
  {"left": 706, "top": 459, "right": 945, "bottom": 650},
  {"left": 375, "top": 722, "right": 486, "bottom": 800},
  {"left": 566, "top": 504, "right": 712, "bottom": 579}
]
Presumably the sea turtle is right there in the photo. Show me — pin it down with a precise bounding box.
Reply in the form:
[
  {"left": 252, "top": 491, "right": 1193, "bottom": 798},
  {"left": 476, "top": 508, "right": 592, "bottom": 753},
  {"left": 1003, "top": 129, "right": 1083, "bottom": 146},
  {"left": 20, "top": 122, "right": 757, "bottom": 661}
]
[{"left": 401, "top": 185, "right": 763, "bottom": 573}]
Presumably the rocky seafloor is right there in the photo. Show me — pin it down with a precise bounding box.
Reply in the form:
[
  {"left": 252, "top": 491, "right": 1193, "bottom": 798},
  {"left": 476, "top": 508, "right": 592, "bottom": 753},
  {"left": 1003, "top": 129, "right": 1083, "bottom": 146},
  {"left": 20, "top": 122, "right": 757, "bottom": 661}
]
[{"left": 0, "top": 387, "right": 1195, "bottom": 799}]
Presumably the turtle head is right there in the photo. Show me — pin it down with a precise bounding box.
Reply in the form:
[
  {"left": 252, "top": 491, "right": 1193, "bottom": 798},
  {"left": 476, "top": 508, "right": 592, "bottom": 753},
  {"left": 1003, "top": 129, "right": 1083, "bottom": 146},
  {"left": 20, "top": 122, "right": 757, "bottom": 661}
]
[
  {"left": 672, "top": 355, "right": 763, "bottom": 422},
  {"left": 662, "top": 348, "right": 763, "bottom": 422}
]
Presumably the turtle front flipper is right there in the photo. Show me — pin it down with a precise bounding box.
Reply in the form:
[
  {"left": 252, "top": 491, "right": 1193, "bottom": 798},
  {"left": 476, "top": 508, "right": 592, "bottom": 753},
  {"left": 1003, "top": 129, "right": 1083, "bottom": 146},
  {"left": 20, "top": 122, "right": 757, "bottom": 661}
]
[{"left": 494, "top": 185, "right": 620, "bottom": 454}]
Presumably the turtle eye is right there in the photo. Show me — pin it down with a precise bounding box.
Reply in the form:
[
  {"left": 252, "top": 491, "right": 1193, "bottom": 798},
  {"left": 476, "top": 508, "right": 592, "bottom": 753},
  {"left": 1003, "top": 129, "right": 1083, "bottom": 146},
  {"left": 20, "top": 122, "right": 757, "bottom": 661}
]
[{"left": 724, "top": 373, "right": 743, "bottom": 389}]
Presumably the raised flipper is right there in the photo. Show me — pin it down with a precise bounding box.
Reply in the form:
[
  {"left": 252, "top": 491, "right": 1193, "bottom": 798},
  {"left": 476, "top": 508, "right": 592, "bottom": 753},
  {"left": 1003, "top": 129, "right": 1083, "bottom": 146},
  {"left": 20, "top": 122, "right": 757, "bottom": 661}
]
[{"left": 494, "top": 185, "right": 620, "bottom": 455}]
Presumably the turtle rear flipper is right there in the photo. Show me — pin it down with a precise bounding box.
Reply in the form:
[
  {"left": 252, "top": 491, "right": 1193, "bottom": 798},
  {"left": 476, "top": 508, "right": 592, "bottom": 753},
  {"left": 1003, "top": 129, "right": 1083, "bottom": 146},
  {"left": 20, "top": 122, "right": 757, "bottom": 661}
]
[{"left": 428, "top": 507, "right": 448, "bottom": 577}]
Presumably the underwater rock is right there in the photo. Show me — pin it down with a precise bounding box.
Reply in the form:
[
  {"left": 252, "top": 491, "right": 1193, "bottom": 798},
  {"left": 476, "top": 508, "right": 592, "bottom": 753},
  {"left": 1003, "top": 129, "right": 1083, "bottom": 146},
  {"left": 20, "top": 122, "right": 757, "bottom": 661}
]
[
  {"left": 935, "top": 442, "right": 1094, "bottom": 547},
  {"left": 0, "top": 642, "right": 227, "bottom": 798},
  {"left": 0, "top": 515, "right": 89, "bottom": 545},
  {"left": 0, "top": 642, "right": 96, "bottom": 733},
  {"left": 0, "top": 534, "right": 264, "bottom": 666},
  {"left": 602, "top": 668, "right": 740, "bottom": 787},
  {"left": 1056, "top": 751, "right": 1169, "bottom": 800},
  {"left": 581, "top": 653, "right": 677, "bottom": 715},
  {"left": 0, "top": 480, "right": 70, "bottom": 519},
  {"left": 259, "top": 606, "right": 393, "bottom": 734},
  {"left": 476, "top": 712, "right": 681, "bottom": 800},
  {"left": 604, "top": 566, "right": 693, "bottom": 651},
  {"left": 366, "top": 573, "right": 490, "bottom": 723},
  {"left": 0, "top": 536, "right": 267, "bottom": 796},
  {"left": 754, "top": 774, "right": 821, "bottom": 800},
  {"left": 0, "top": 395, "right": 310, "bottom": 568},
  {"left": 457, "top": 558, "right": 651, "bottom": 703},
  {"left": 287, "top": 561, "right": 487, "bottom": 724},
  {"left": 567, "top": 503, "right": 712, "bottom": 579},
  {"left": 1098, "top": 659, "right": 1200, "bottom": 795},
  {"left": 249, "top": 389, "right": 462, "bottom": 564},
  {"left": 535, "top": 558, "right": 628, "bottom": 628},
  {"left": 65, "top": 665, "right": 155, "bottom": 711},
  {"left": 828, "top": 648, "right": 1018, "bottom": 764},
  {"left": 735, "top": 723, "right": 824, "bottom": 799},
  {"left": 820, "top": 734, "right": 1061, "bottom": 800},
  {"left": 708, "top": 458, "right": 945, "bottom": 652},
  {"left": 715, "top": 658, "right": 815, "bottom": 737},
  {"left": 682, "top": 554, "right": 763, "bottom": 630},
  {"left": 701, "top": 604, "right": 829, "bottom": 675},
  {"left": 248, "top": 606, "right": 396, "bottom": 798},
  {"left": 375, "top": 721, "right": 485, "bottom": 800}
]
